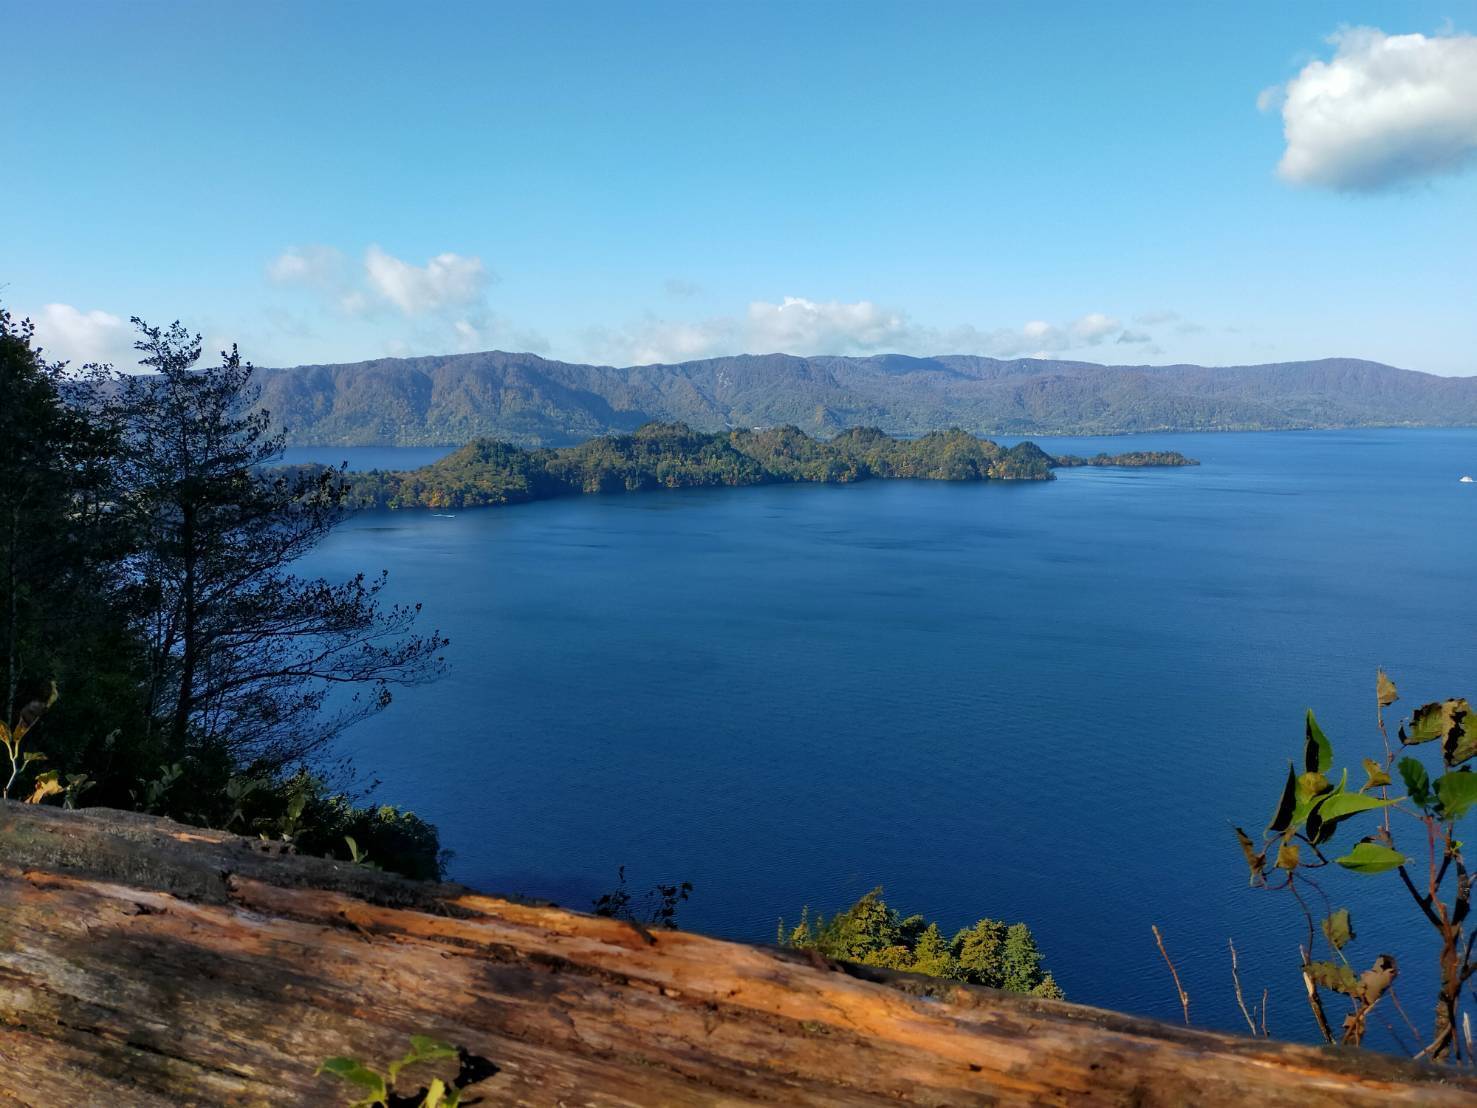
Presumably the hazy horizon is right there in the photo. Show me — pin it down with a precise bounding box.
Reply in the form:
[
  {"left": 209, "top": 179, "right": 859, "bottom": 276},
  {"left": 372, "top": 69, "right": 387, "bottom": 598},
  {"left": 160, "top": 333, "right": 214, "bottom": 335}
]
[{"left": 256, "top": 345, "right": 1450, "bottom": 376}]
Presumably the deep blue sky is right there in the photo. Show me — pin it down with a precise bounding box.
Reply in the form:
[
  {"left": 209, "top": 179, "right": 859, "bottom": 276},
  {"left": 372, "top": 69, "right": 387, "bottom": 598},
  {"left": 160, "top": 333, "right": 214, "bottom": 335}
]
[{"left": 5, "top": 1, "right": 1476, "bottom": 372}]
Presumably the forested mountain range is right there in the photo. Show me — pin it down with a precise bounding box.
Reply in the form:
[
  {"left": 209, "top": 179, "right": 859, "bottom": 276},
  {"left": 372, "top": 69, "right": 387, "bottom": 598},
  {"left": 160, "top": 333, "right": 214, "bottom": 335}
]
[{"left": 256, "top": 349, "right": 1477, "bottom": 446}]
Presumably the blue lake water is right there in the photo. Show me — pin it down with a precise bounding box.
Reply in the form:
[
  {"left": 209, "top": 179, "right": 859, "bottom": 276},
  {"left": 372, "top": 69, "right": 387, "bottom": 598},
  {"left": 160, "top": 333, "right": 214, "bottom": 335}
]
[{"left": 295, "top": 428, "right": 1477, "bottom": 1047}]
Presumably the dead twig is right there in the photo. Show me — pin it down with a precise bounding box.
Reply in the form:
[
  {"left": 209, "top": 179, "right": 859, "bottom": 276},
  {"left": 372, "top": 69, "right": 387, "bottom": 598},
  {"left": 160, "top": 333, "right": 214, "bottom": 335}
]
[
  {"left": 1228, "top": 939, "right": 1257, "bottom": 1036},
  {"left": 1300, "top": 944, "right": 1335, "bottom": 1045},
  {"left": 1152, "top": 925, "right": 1190, "bottom": 1026}
]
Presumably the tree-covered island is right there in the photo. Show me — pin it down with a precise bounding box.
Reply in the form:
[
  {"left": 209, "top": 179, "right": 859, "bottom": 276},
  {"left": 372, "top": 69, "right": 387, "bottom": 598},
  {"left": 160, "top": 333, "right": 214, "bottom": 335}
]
[{"left": 348, "top": 422, "right": 1197, "bottom": 510}]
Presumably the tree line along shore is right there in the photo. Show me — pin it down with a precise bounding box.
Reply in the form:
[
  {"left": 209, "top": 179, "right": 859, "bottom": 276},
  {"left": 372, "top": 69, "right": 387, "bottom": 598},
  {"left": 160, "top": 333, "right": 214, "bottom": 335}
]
[{"left": 345, "top": 422, "right": 1198, "bottom": 510}]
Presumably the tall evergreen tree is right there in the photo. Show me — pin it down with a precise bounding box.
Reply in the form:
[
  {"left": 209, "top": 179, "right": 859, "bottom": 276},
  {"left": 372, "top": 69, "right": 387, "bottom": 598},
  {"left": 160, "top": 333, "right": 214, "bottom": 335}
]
[
  {"left": 0, "top": 308, "right": 122, "bottom": 727},
  {"left": 116, "top": 319, "right": 446, "bottom": 766}
]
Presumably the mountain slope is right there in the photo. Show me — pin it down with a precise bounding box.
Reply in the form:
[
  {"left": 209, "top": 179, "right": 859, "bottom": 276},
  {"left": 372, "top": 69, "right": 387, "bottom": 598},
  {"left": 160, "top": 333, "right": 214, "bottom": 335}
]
[{"left": 254, "top": 350, "right": 1477, "bottom": 446}]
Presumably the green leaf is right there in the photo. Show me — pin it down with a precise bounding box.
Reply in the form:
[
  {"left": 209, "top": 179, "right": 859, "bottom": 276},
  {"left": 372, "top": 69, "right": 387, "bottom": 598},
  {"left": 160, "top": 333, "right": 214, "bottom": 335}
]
[
  {"left": 1321, "top": 908, "right": 1354, "bottom": 952},
  {"left": 1399, "top": 757, "right": 1432, "bottom": 809},
  {"left": 1268, "top": 764, "right": 1297, "bottom": 834},
  {"left": 387, "top": 1035, "right": 458, "bottom": 1083},
  {"left": 1377, "top": 670, "right": 1399, "bottom": 708},
  {"left": 1315, "top": 791, "right": 1393, "bottom": 823},
  {"left": 1335, "top": 841, "right": 1409, "bottom": 874},
  {"left": 1306, "top": 960, "right": 1361, "bottom": 996},
  {"left": 1303, "top": 772, "right": 1346, "bottom": 845},
  {"left": 1305, "top": 793, "right": 1329, "bottom": 845},
  {"left": 1436, "top": 771, "right": 1477, "bottom": 820},
  {"left": 1309, "top": 789, "right": 1391, "bottom": 846},
  {"left": 406, "top": 1035, "right": 457, "bottom": 1062},
  {"left": 1304, "top": 710, "right": 1333, "bottom": 774},
  {"left": 317, "top": 1058, "right": 387, "bottom": 1101},
  {"left": 1361, "top": 758, "right": 1391, "bottom": 791}
]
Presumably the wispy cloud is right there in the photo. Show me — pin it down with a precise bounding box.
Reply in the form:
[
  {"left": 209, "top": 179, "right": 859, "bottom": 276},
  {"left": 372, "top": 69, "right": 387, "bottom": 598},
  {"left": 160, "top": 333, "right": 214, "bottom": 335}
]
[
  {"left": 1264, "top": 27, "right": 1477, "bottom": 190},
  {"left": 582, "top": 298, "right": 1137, "bottom": 365},
  {"left": 266, "top": 245, "right": 344, "bottom": 287},
  {"left": 362, "top": 246, "right": 492, "bottom": 316},
  {"left": 267, "top": 242, "right": 498, "bottom": 354}
]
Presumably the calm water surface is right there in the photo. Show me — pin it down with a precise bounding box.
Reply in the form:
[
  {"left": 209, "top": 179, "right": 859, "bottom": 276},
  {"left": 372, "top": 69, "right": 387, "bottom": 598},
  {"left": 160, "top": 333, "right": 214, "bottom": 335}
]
[{"left": 296, "top": 429, "right": 1477, "bottom": 1044}]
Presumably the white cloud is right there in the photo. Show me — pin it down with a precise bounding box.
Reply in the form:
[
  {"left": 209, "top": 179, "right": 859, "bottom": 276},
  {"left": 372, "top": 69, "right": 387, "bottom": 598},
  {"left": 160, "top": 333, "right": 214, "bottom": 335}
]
[
  {"left": 1267, "top": 27, "right": 1477, "bottom": 190},
  {"left": 940, "top": 313, "right": 1125, "bottom": 358},
  {"left": 29, "top": 303, "right": 136, "bottom": 368},
  {"left": 663, "top": 278, "right": 703, "bottom": 298},
  {"left": 363, "top": 245, "right": 491, "bottom": 316},
  {"left": 746, "top": 297, "right": 913, "bottom": 355},
  {"left": 582, "top": 299, "right": 1133, "bottom": 364},
  {"left": 266, "top": 244, "right": 343, "bottom": 286},
  {"left": 1072, "top": 312, "right": 1122, "bottom": 342}
]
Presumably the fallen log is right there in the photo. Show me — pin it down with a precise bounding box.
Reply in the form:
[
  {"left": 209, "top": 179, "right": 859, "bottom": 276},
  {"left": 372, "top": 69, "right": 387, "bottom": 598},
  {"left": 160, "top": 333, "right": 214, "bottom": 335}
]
[{"left": 0, "top": 802, "right": 1473, "bottom": 1106}]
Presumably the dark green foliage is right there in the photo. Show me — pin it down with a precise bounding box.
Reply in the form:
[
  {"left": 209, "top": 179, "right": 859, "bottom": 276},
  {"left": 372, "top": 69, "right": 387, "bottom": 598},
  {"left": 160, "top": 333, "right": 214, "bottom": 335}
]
[
  {"left": 592, "top": 866, "right": 693, "bottom": 929},
  {"left": 253, "top": 349, "right": 1477, "bottom": 448},
  {"left": 1053, "top": 451, "right": 1199, "bottom": 468},
  {"left": 349, "top": 422, "right": 1193, "bottom": 510},
  {"left": 216, "top": 769, "right": 446, "bottom": 881},
  {"left": 780, "top": 888, "right": 1063, "bottom": 998},
  {"left": 0, "top": 306, "right": 446, "bottom": 880},
  {"left": 117, "top": 321, "right": 447, "bottom": 765},
  {"left": 0, "top": 309, "right": 139, "bottom": 748}
]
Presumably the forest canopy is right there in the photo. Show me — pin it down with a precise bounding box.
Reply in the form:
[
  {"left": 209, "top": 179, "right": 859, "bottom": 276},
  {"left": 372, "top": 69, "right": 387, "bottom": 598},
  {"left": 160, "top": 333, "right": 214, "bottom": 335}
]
[
  {"left": 781, "top": 888, "right": 1064, "bottom": 998},
  {"left": 0, "top": 308, "right": 447, "bottom": 878}
]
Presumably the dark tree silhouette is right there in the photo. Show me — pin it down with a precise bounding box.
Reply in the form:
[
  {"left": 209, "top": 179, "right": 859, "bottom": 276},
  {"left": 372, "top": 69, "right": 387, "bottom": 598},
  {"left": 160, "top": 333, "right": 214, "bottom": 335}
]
[
  {"left": 117, "top": 319, "right": 446, "bottom": 766},
  {"left": 0, "top": 308, "right": 121, "bottom": 724}
]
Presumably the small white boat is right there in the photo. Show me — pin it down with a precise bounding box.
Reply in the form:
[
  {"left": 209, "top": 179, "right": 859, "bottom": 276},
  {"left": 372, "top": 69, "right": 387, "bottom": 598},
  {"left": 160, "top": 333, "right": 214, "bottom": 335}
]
[{"left": 1462, "top": 476, "right": 1474, "bottom": 484}]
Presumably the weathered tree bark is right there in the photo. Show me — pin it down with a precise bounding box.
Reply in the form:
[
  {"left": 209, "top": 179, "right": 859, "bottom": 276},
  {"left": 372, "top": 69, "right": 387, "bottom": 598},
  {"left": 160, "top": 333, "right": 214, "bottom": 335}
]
[{"left": 1, "top": 803, "right": 1474, "bottom": 1107}]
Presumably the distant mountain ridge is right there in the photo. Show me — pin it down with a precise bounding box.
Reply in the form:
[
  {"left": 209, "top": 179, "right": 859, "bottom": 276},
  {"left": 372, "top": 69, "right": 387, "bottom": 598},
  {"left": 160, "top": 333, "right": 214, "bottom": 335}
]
[{"left": 255, "top": 349, "right": 1477, "bottom": 446}]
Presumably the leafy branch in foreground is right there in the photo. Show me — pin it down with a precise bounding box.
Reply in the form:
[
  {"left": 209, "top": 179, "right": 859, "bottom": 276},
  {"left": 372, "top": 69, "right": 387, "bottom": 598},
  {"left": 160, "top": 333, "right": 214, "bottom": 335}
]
[
  {"left": 1, "top": 682, "right": 57, "bottom": 800},
  {"left": 319, "top": 1035, "right": 496, "bottom": 1107},
  {"left": 1235, "top": 670, "right": 1477, "bottom": 1058}
]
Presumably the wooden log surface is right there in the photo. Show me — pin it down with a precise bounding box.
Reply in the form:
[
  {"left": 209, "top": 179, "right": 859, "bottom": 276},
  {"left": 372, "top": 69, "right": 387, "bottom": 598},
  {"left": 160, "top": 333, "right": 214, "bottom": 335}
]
[{"left": 0, "top": 802, "right": 1474, "bottom": 1106}]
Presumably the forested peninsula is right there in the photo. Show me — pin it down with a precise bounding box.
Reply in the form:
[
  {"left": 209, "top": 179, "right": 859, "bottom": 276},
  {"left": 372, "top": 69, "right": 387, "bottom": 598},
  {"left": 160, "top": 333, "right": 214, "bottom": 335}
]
[{"left": 348, "top": 422, "right": 1197, "bottom": 510}]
